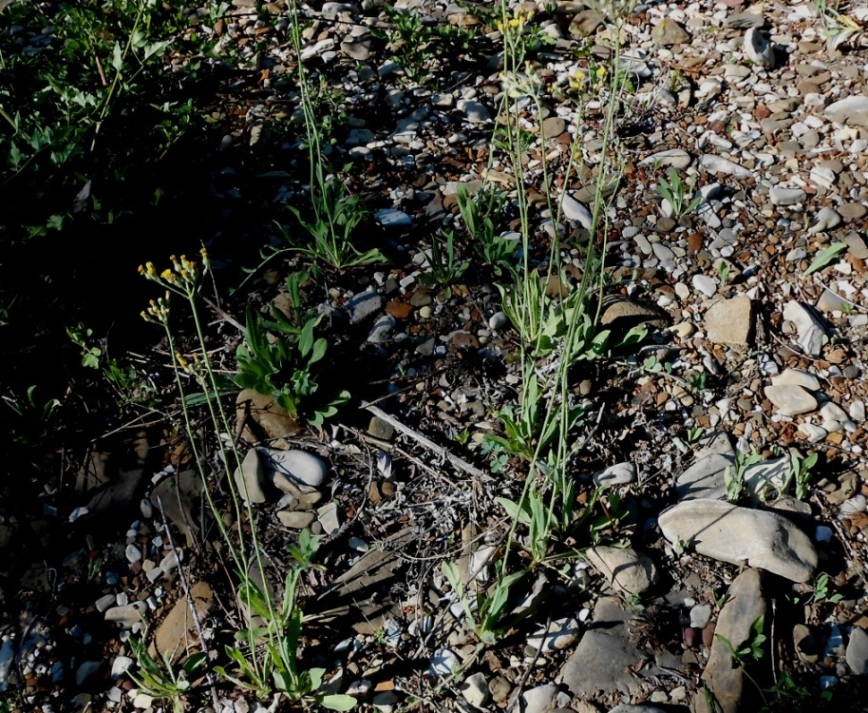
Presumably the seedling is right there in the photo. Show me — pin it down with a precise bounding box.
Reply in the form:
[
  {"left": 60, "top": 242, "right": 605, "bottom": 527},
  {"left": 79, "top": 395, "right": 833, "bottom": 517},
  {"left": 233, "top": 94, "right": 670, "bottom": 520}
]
[
  {"left": 809, "top": 572, "right": 843, "bottom": 605},
  {"left": 724, "top": 450, "right": 763, "bottom": 503},
  {"left": 804, "top": 242, "right": 847, "bottom": 276},
  {"left": 657, "top": 168, "right": 703, "bottom": 219},
  {"left": 787, "top": 450, "right": 819, "bottom": 501},
  {"left": 716, "top": 615, "right": 766, "bottom": 667}
]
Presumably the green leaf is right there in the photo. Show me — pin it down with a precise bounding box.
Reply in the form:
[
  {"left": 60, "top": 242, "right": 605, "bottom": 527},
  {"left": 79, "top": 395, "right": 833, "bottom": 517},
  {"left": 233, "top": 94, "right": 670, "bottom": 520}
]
[
  {"left": 804, "top": 242, "right": 847, "bottom": 276},
  {"left": 494, "top": 497, "right": 531, "bottom": 526},
  {"left": 319, "top": 694, "right": 357, "bottom": 711},
  {"left": 111, "top": 42, "right": 124, "bottom": 71}
]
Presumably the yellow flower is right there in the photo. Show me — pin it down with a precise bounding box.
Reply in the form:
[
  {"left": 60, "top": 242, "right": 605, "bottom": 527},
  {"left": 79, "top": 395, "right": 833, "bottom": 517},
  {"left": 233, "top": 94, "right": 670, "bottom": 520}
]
[
  {"left": 161, "top": 268, "right": 174, "bottom": 281},
  {"left": 175, "top": 352, "right": 189, "bottom": 369},
  {"left": 596, "top": 66, "right": 607, "bottom": 79}
]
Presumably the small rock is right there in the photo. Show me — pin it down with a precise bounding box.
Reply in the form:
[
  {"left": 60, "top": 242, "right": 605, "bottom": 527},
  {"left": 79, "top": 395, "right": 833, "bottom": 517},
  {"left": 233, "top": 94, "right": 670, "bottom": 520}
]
[
  {"left": 317, "top": 502, "right": 340, "bottom": 535},
  {"left": 641, "top": 149, "right": 691, "bottom": 169},
  {"left": 765, "top": 384, "right": 819, "bottom": 416},
  {"left": 705, "top": 296, "right": 754, "bottom": 346},
  {"left": 700, "top": 154, "right": 752, "bottom": 178},
  {"left": 654, "top": 18, "right": 690, "bottom": 46},
  {"left": 846, "top": 627, "right": 868, "bottom": 675},
  {"left": 783, "top": 301, "right": 826, "bottom": 356},
  {"left": 277, "top": 510, "right": 316, "bottom": 529},
  {"left": 771, "top": 369, "right": 820, "bottom": 391},
  {"left": 345, "top": 291, "right": 385, "bottom": 324},
  {"left": 769, "top": 186, "right": 806, "bottom": 206},
  {"left": 104, "top": 602, "right": 147, "bottom": 629},
  {"left": 676, "top": 452, "right": 734, "bottom": 501},
  {"left": 808, "top": 206, "right": 842, "bottom": 234},
  {"left": 76, "top": 661, "right": 100, "bottom": 686},
  {"left": 429, "top": 648, "right": 461, "bottom": 678},
  {"left": 658, "top": 499, "right": 818, "bottom": 582},
  {"left": 585, "top": 546, "right": 657, "bottom": 596},
  {"left": 340, "top": 31, "right": 373, "bottom": 61},
  {"left": 527, "top": 617, "right": 581, "bottom": 654},
  {"left": 559, "top": 597, "right": 647, "bottom": 696},
  {"left": 693, "top": 274, "right": 717, "bottom": 298},
  {"left": 489, "top": 675, "right": 512, "bottom": 704},
  {"left": 690, "top": 604, "right": 713, "bottom": 629},
  {"left": 372, "top": 691, "right": 399, "bottom": 712},
  {"left": 460, "top": 671, "right": 490, "bottom": 709},
  {"left": 561, "top": 193, "right": 593, "bottom": 230},
  {"left": 367, "top": 314, "right": 396, "bottom": 343},
  {"left": 457, "top": 100, "right": 491, "bottom": 124},
  {"left": 521, "top": 683, "right": 559, "bottom": 713},
  {"left": 793, "top": 624, "right": 820, "bottom": 664},
  {"left": 375, "top": 208, "right": 412, "bottom": 230},
  {"left": 236, "top": 390, "right": 298, "bottom": 446},
  {"left": 234, "top": 448, "right": 267, "bottom": 505},
  {"left": 825, "top": 95, "right": 868, "bottom": 128},
  {"left": 111, "top": 656, "right": 133, "bottom": 679},
  {"left": 593, "top": 462, "right": 636, "bottom": 487},
  {"left": 744, "top": 28, "right": 775, "bottom": 68},
  {"left": 265, "top": 449, "right": 327, "bottom": 488}
]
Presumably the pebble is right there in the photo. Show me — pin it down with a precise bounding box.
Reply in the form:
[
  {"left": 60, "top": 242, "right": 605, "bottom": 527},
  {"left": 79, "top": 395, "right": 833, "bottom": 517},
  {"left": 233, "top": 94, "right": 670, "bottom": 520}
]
[
  {"left": 592, "top": 462, "right": 636, "bottom": 487},
  {"left": 825, "top": 95, "right": 868, "bottom": 127},
  {"left": 692, "top": 274, "right": 717, "bottom": 298},
  {"left": 317, "top": 502, "right": 340, "bottom": 534},
  {"left": 743, "top": 28, "right": 776, "bottom": 68},
  {"left": 460, "top": 671, "right": 490, "bottom": 709},
  {"left": 765, "top": 384, "right": 819, "bottom": 417},
  {"left": 769, "top": 186, "right": 806, "bottom": 206},
  {"left": 585, "top": 546, "right": 657, "bottom": 596},
  {"left": 345, "top": 290, "right": 384, "bottom": 325},
  {"left": 561, "top": 193, "right": 593, "bottom": 230},
  {"left": 640, "top": 148, "right": 691, "bottom": 169},
  {"left": 265, "top": 448, "right": 328, "bottom": 488},
  {"left": 277, "top": 510, "right": 316, "bottom": 529},
  {"left": 429, "top": 648, "right": 461, "bottom": 678},
  {"left": 771, "top": 369, "right": 820, "bottom": 391},
  {"left": 526, "top": 617, "right": 581, "bottom": 654},
  {"left": 808, "top": 206, "right": 843, "bottom": 234},
  {"left": 76, "top": 660, "right": 100, "bottom": 686},
  {"left": 234, "top": 448, "right": 267, "bottom": 504},
  {"left": 783, "top": 301, "right": 826, "bottom": 356},
  {"left": 700, "top": 154, "right": 752, "bottom": 178},
  {"left": 690, "top": 604, "right": 713, "bottom": 629},
  {"left": 705, "top": 296, "right": 754, "bottom": 346},
  {"left": 521, "top": 683, "right": 559, "bottom": 713}
]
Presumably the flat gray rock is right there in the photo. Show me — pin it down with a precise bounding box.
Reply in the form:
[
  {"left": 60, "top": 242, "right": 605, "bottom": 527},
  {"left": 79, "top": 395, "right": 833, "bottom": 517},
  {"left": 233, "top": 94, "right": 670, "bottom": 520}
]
[
  {"left": 695, "top": 569, "right": 767, "bottom": 713},
  {"left": 784, "top": 300, "right": 827, "bottom": 356},
  {"left": 345, "top": 291, "right": 385, "bottom": 324},
  {"left": 640, "top": 148, "right": 691, "bottom": 169},
  {"left": 825, "top": 95, "right": 868, "bottom": 127},
  {"left": 234, "top": 448, "right": 266, "bottom": 504},
  {"left": 764, "top": 384, "right": 818, "bottom": 416},
  {"left": 700, "top": 154, "right": 752, "bottom": 178},
  {"left": 771, "top": 368, "right": 820, "bottom": 391},
  {"left": 769, "top": 186, "right": 806, "bottom": 206},
  {"left": 743, "top": 28, "right": 775, "bottom": 68},
  {"left": 585, "top": 546, "right": 657, "bottom": 596},
  {"left": 658, "top": 499, "right": 818, "bottom": 582},
  {"left": 593, "top": 462, "right": 636, "bottom": 487},
  {"left": 676, "top": 452, "right": 734, "bottom": 501},
  {"left": 264, "top": 448, "right": 327, "bottom": 488},
  {"left": 559, "top": 597, "right": 647, "bottom": 697},
  {"left": 846, "top": 627, "right": 868, "bottom": 675}
]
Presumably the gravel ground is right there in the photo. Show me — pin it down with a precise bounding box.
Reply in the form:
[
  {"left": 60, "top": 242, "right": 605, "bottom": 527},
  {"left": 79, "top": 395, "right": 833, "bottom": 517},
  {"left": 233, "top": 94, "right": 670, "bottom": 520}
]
[{"left": 1, "top": 1, "right": 868, "bottom": 712}]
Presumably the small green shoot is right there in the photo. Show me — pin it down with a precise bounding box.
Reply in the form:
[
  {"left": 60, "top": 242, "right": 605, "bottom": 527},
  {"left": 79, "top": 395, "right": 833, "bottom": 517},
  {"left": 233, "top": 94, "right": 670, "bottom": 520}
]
[
  {"left": 716, "top": 615, "right": 766, "bottom": 667},
  {"left": 127, "top": 637, "right": 204, "bottom": 712},
  {"left": 809, "top": 572, "right": 843, "bottom": 605},
  {"left": 804, "top": 242, "right": 847, "bottom": 276},
  {"left": 787, "top": 450, "right": 819, "bottom": 501},
  {"left": 657, "top": 168, "right": 702, "bottom": 219}
]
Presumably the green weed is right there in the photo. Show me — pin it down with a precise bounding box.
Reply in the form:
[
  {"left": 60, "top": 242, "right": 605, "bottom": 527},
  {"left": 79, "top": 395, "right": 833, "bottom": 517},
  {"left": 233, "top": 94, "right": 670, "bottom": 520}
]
[
  {"left": 657, "top": 168, "right": 702, "bottom": 220},
  {"left": 127, "top": 637, "right": 204, "bottom": 713}
]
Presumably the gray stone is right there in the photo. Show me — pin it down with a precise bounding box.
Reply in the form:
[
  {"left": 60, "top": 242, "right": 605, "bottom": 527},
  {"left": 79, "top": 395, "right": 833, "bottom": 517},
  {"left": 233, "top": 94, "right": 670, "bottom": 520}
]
[
  {"left": 783, "top": 301, "right": 826, "bottom": 356},
  {"left": 700, "top": 154, "right": 752, "bottom": 178},
  {"left": 76, "top": 661, "right": 101, "bottom": 686},
  {"left": 765, "top": 384, "right": 818, "bottom": 416},
  {"left": 561, "top": 193, "right": 593, "bottom": 231},
  {"left": 846, "top": 627, "right": 868, "bottom": 675},
  {"left": 769, "top": 186, "right": 806, "bottom": 206},
  {"left": 593, "top": 462, "right": 636, "bottom": 487},
  {"left": 460, "top": 671, "right": 490, "bottom": 709},
  {"left": 104, "top": 602, "right": 147, "bottom": 629},
  {"left": 236, "top": 390, "right": 298, "bottom": 447},
  {"left": 676, "top": 452, "right": 734, "bottom": 501},
  {"left": 599, "top": 296, "right": 670, "bottom": 333},
  {"left": 610, "top": 706, "right": 667, "bottom": 713},
  {"left": 264, "top": 448, "right": 327, "bottom": 488},
  {"left": 527, "top": 617, "right": 581, "bottom": 654},
  {"left": 743, "top": 28, "right": 775, "bottom": 68},
  {"left": 340, "top": 31, "right": 373, "bottom": 61},
  {"left": 641, "top": 149, "right": 691, "bottom": 169},
  {"left": 825, "top": 95, "right": 868, "bottom": 127},
  {"left": 843, "top": 230, "right": 868, "bottom": 259},
  {"left": 457, "top": 100, "right": 491, "bottom": 124},
  {"left": 690, "top": 604, "right": 713, "bottom": 629},
  {"left": 234, "top": 448, "right": 266, "bottom": 505},
  {"left": 743, "top": 457, "right": 790, "bottom": 502},
  {"left": 521, "top": 683, "right": 559, "bottom": 713},
  {"left": 726, "top": 12, "right": 765, "bottom": 29},
  {"left": 695, "top": 569, "right": 767, "bottom": 713},
  {"left": 559, "top": 597, "right": 647, "bottom": 697},
  {"left": 654, "top": 18, "right": 690, "bottom": 46},
  {"left": 658, "top": 499, "right": 818, "bottom": 582},
  {"left": 317, "top": 502, "right": 341, "bottom": 535},
  {"left": 771, "top": 368, "right": 820, "bottom": 391},
  {"left": 808, "top": 206, "right": 842, "bottom": 234},
  {"left": 693, "top": 274, "right": 717, "bottom": 298},
  {"left": 375, "top": 208, "right": 412, "bottom": 230},
  {"left": 367, "top": 314, "right": 396, "bottom": 343},
  {"left": 345, "top": 291, "right": 385, "bottom": 325},
  {"left": 429, "top": 648, "right": 461, "bottom": 678},
  {"left": 276, "top": 510, "right": 316, "bottom": 529},
  {"left": 585, "top": 546, "right": 657, "bottom": 596}
]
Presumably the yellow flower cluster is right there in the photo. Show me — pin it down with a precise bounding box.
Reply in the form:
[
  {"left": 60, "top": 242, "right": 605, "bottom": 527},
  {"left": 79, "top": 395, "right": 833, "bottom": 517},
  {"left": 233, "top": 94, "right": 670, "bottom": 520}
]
[
  {"left": 496, "top": 7, "right": 535, "bottom": 33},
  {"left": 138, "top": 248, "right": 209, "bottom": 293},
  {"left": 567, "top": 65, "right": 607, "bottom": 93},
  {"left": 141, "top": 291, "right": 171, "bottom": 324}
]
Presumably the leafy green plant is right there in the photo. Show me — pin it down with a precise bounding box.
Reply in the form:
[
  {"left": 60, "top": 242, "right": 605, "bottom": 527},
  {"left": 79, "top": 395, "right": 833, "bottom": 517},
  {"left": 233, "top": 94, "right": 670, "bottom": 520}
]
[
  {"left": 787, "top": 450, "right": 819, "bottom": 501},
  {"left": 809, "top": 572, "right": 843, "bottom": 605},
  {"left": 657, "top": 168, "right": 702, "bottom": 219},
  {"left": 419, "top": 229, "right": 470, "bottom": 291},
  {"left": 234, "top": 299, "right": 349, "bottom": 426},
  {"left": 456, "top": 186, "right": 516, "bottom": 275},
  {"left": 724, "top": 450, "right": 763, "bottom": 503},
  {"left": 442, "top": 560, "right": 525, "bottom": 645},
  {"left": 128, "top": 637, "right": 205, "bottom": 713},
  {"left": 716, "top": 615, "right": 767, "bottom": 667}
]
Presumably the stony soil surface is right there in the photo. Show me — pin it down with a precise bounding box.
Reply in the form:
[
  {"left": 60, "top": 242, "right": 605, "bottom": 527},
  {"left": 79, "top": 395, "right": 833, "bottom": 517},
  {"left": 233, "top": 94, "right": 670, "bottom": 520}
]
[{"left": 2, "top": 1, "right": 868, "bottom": 712}]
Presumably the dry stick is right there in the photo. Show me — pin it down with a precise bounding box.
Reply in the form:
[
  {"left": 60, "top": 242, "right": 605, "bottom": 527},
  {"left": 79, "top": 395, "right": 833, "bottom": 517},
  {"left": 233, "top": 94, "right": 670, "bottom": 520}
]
[
  {"left": 362, "top": 403, "right": 489, "bottom": 482},
  {"left": 156, "top": 495, "right": 220, "bottom": 710}
]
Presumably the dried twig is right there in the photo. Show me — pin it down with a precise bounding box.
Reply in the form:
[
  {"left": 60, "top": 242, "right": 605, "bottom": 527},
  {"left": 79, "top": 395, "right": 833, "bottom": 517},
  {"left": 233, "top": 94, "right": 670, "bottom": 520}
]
[{"left": 363, "top": 403, "right": 489, "bottom": 482}]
